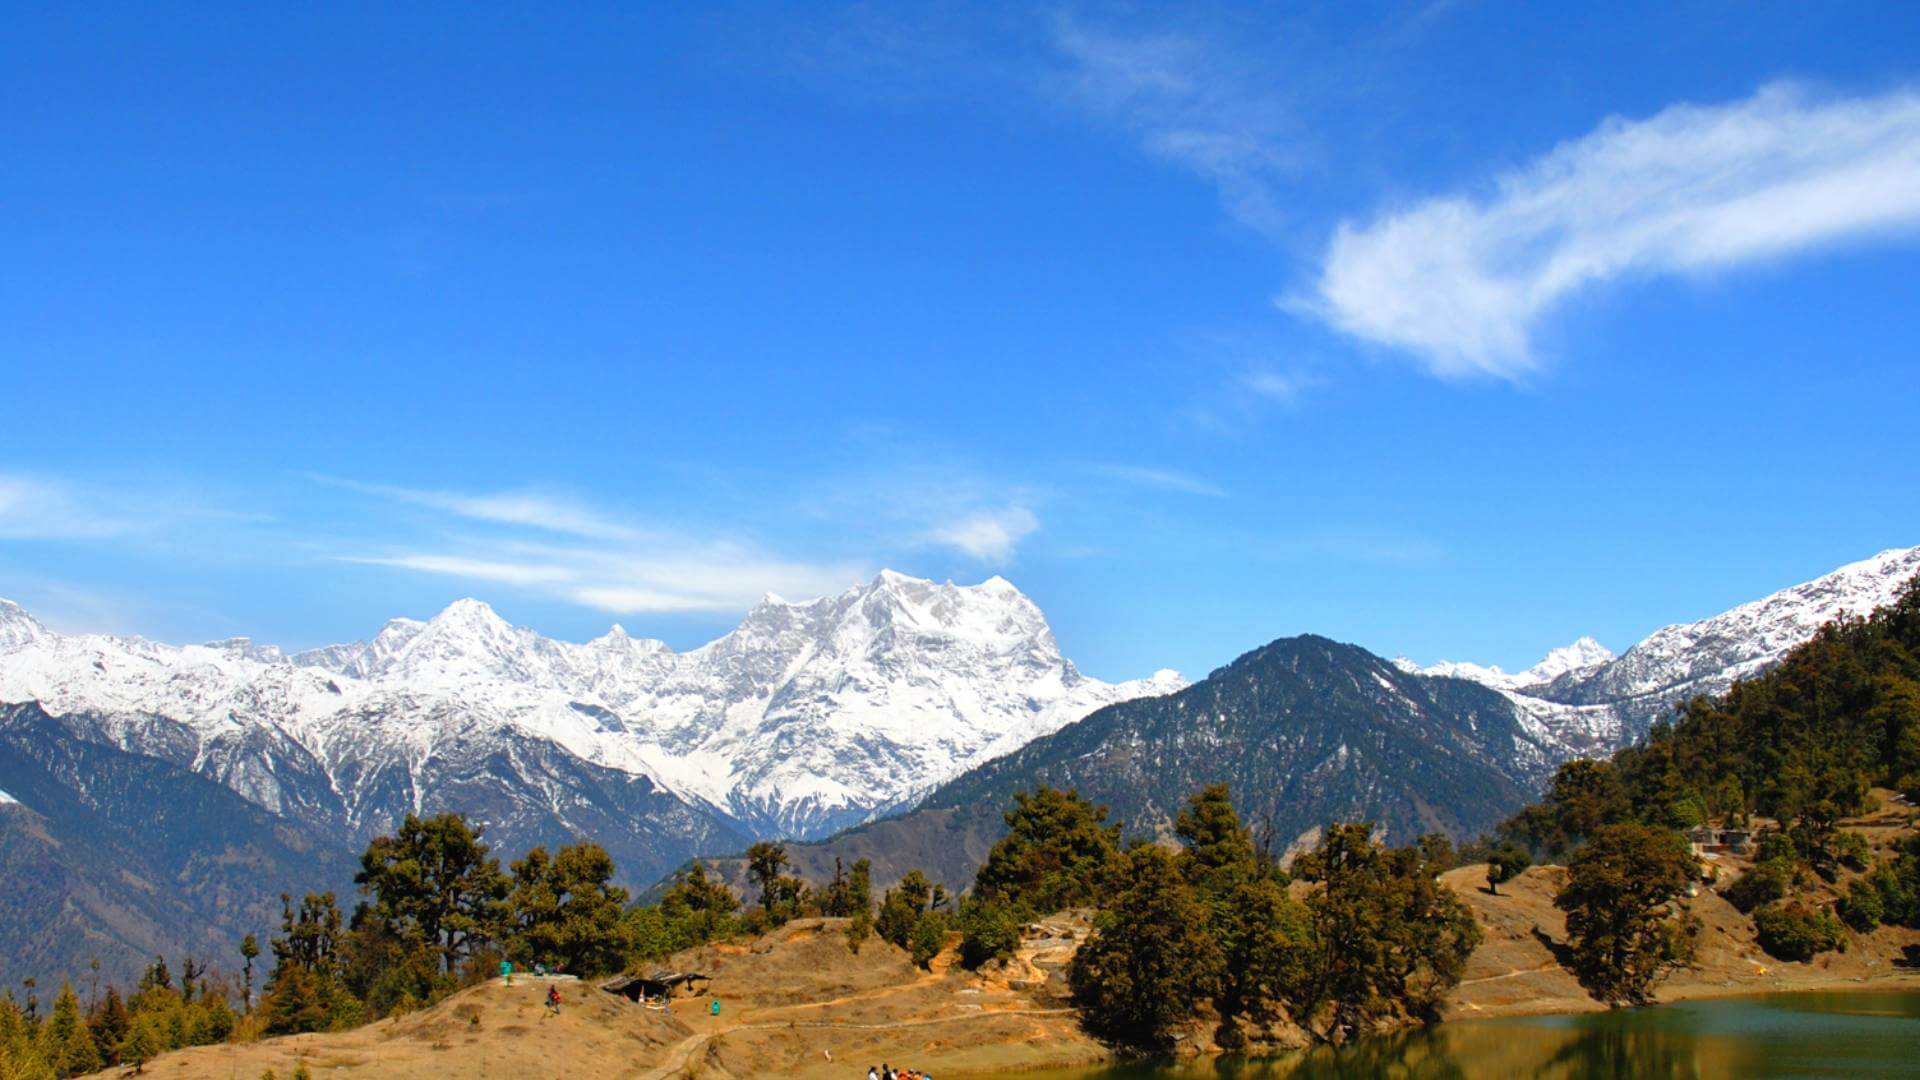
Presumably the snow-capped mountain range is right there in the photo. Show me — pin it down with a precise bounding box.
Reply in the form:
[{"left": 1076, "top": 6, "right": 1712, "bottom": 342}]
[
  {"left": 3, "top": 545, "right": 1915, "bottom": 895},
  {"left": 0, "top": 571, "right": 1181, "bottom": 875},
  {"left": 1400, "top": 545, "right": 1920, "bottom": 759}
]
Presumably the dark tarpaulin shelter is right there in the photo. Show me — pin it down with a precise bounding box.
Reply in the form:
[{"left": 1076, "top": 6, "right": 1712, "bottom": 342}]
[{"left": 602, "top": 971, "right": 709, "bottom": 1002}]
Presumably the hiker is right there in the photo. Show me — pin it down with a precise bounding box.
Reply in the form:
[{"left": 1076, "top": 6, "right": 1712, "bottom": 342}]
[
  {"left": 546, "top": 983, "right": 562, "bottom": 1016},
  {"left": 867, "top": 1067, "right": 878, "bottom": 1080}
]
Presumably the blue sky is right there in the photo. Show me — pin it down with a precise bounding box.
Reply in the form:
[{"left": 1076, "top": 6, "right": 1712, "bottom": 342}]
[{"left": 4, "top": 2, "right": 1918, "bottom": 681}]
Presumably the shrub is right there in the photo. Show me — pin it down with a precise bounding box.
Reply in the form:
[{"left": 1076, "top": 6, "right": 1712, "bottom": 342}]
[
  {"left": 1840, "top": 878, "right": 1884, "bottom": 932},
  {"left": 1755, "top": 831, "right": 1796, "bottom": 864},
  {"left": 908, "top": 915, "right": 950, "bottom": 970},
  {"left": 1753, "top": 902, "right": 1846, "bottom": 962},
  {"left": 1725, "top": 858, "right": 1795, "bottom": 913},
  {"left": 957, "top": 900, "right": 1020, "bottom": 970},
  {"left": 1485, "top": 842, "right": 1531, "bottom": 895},
  {"left": 843, "top": 909, "right": 873, "bottom": 954},
  {"left": 1833, "top": 831, "right": 1873, "bottom": 873}
]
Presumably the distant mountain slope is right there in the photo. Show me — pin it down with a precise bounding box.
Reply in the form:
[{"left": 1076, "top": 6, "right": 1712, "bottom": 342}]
[
  {"left": 711, "top": 634, "right": 1549, "bottom": 893},
  {"left": 1410, "top": 545, "right": 1920, "bottom": 753},
  {"left": 921, "top": 635, "right": 1542, "bottom": 851},
  {"left": 0, "top": 573, "right": 1179, "bottom": 891},
  {"left": 720, "top": 547, "right": 1920, "bottom": 894},
  {"left": 0, "top": 702, "right": 359, "bottom": 989}
]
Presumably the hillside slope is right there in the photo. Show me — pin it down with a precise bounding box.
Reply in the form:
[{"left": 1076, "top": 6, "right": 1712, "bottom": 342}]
[{"left": 0, "top": 702, "right": 359, "bottom": 988}]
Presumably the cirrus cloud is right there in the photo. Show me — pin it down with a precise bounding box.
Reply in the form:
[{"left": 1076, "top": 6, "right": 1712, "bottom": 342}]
[
  {"left": 923, "top": 506, "right": 1040, "bottom": 562},
  {"left": 1309, "top": 83, "right": 1920, "bottom": 378}
]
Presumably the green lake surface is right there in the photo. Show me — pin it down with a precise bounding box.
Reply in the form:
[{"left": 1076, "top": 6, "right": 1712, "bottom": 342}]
[{"left": 961, "top": 991, "right": 1920, "bottom": 1079}]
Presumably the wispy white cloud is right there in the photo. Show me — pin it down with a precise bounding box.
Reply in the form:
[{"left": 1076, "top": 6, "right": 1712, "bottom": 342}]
[
  {"left": 0, "top": 472, "right": 248, "bottom": 540},
  {"left": 923, "top": 506, "right": 1040, "bottom": 562},
  {"left": 0, "top": 474, "right": 135, "bottom": 539},
  {"left": 343, "top": 542, "right": 873, "bottom": 614},
  {"left": 1309, "top": 82, "right": 1920, "bottom": 378},
  {"left": 1091, "top": 464, "right": 1228, "bottom": 498},
  {"left": 341, "top": 554, "right": 577, "bottom": 587},
  {"left": 321, "top": 476, "right": 876, "bottom": 614},
  {"left": 307, "top": 474, "right": 649, "bottom": 542},
  {"left": 1241, "top": 366, "right": 1321, "bottom": 404},
  {"left": 1051, "top": 18, "right": 1298, "bottom": 232}
]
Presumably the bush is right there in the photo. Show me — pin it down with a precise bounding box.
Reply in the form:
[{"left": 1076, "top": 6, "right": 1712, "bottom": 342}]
[
  {"left": 843, "top": 909, "right": 873, "bottom": 954},
  {"left": 1485, "top": 842, "right": 1531, "bottom": 895},
  {"left": 908, "top": 915, "right": 950, "bottom": 970},
  {"left": 1834, "top": 831, "right": 1873, "bottom": 873},
  {"left": 1725, "top": 858, "right": 1795, "bottom": 913},
  {"left": 957, "top": 900, "right": 1020, "bottom": 970},
  {"left": 1753, "top": 902, "right": 1846, "bottom": 962},
  {"left": 1840, "top": 878, "right": 1884, "bottom": 932},
  {"left": 1755, "top": 831, "right": 1796, "bottom": 864}
]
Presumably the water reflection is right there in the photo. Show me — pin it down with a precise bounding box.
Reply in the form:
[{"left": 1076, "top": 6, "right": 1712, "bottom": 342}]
[{"left": 964, "top": 991, "right": 1920, "bottom": 1079}]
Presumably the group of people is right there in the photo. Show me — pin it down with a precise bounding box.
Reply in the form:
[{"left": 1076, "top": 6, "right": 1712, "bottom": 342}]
[{"left": 867, "top": 1065, "right": 931, "bottom": 1080}]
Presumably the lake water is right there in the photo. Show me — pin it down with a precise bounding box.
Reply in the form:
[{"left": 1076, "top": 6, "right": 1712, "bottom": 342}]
[{"left": 969, "top": 991, "right": 1920, "bottom": 1078}]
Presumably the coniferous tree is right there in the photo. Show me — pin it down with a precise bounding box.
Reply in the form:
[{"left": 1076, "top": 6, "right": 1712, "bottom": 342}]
[
  {"left": 744, "top": 842, "right": 789, "bottom": 918},
  {"left": 239, "top": 935, "right": 259, "bottom": 1015},
  {"left": 87, "top": 986, "right": 128, "bottom": 1067},
  {"left": 41, "top": 982, "right": 99, "bottom": 1078},
  {"left": 0, "top": 991, "right": 54, "bottom": 1080},
  {"left": 876, "top": 870, "right": 933, "bottom": 949},
  {"left": 1173, "top": 785, "right": 1311, "bottom": 1042},
  {"left": 116, "top": 1013, "right": 164, "bottom": 1074},
  {"left": 262, "top": 892, "right": 353, "bottom": 1035}
]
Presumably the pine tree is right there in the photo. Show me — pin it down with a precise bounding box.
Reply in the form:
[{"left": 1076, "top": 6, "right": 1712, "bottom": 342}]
[
  {"left": 40, "top": 982, "right": 100, "bottom": 1077},
  {"left": 117, "top": 1013, "right": 166, "bottom": 1074},
  {"left": 876, "top": 870, "right": 934, "bottom": 949},
  {"left": 263, "top": 892, "right": 351, "bottom": 1035},
  {"left": 657, "top": 862, "right": 740, "bottom": 946},
  {"left": 0, "top": 991, "right": 54, "bottom": 1080},
  {"left": 1292, "top": 823, "right": 1480, "bottom": 1039},
  {"left": 744, "top": 842, "right": 790, "bottom": 921},
  {"left": 1172, "top": 785, "right": 1310, "bottom": 1041},
  {"left": 88, "top": 987, "right": 129, "bottom": 1067},
  {"left": 239, "top": 935, "right": 260, "bottom": 1014}
]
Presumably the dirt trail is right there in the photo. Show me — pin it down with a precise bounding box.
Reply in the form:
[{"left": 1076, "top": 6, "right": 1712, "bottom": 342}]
[{"left": 639, "top": 1006, "right": 1082, "bottom": 1080}]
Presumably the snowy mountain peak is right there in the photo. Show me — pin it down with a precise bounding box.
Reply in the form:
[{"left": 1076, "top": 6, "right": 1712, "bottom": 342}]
[
  {"left": 0, "top": 571, "right": 1181, "bottom": 843},
  {"left": 1430, "top": 544, "right": 1920, "bottom": 763},
  {"left": 204, "top": 636, "right": 286, "bottom": 664},
  {"left": 0, "top": 599, "right": 46, "bottom": 652},
  {"left": 1523, "top": 636, "right": 1615, "bottom": 683},
  {"left": 427, "top": 596, "right": 510, "bottom": 631}
]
